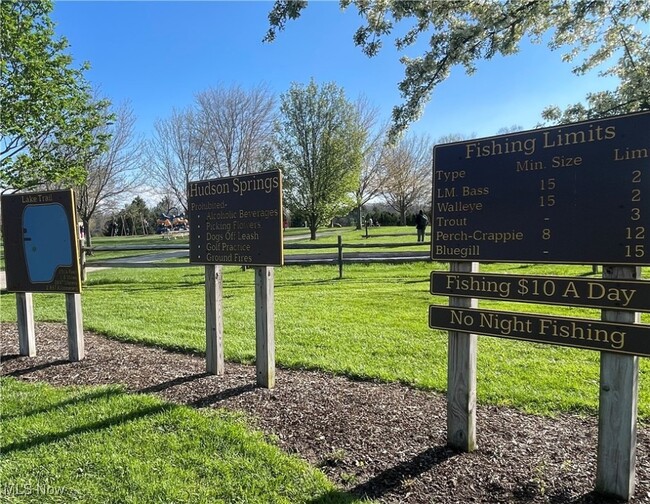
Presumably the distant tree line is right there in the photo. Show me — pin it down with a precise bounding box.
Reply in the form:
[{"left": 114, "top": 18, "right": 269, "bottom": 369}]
[{"left": 98, "top": 195, "right": 187, "bottom": 237}]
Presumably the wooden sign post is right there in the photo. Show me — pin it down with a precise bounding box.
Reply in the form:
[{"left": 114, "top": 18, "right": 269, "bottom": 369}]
[
  {"left": 596, "top": 265, "right": 640, "bottom": 500},
  {"left": 255, "top": 266, "right": 275, "bottom": 388},
  {"left": 16, "top": 292, "right": 36, "bottom": 357},
  {"left": 205, "top": 264, "right": 224, "bottom": 375},
  {"left": 65, "top": 293, "right": 84, "bottom": 361},
  {"left": 446, "top": 261, "right": 478, "bottom": 452},
  {"left": 430, "top": 111, "right": 649, "bottom": 500},
  {"left": 1, "top": 189, "right": 84, "bottom": 362},
  {"left": 188, "top": 171, "right": 284, "bottom": 387}
]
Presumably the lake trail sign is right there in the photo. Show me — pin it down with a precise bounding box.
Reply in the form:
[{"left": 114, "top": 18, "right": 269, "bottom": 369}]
[
  {"left": 432, "top": 111, "right": 649, "bottom": 265},
  {"left": 2, "top": 189, "right": 81, "bottom": 294},
  {"left": 1, "top": 189, "right": 84, "bottom": 361},
  {"left": 430, "top": 112, "right": 649, "bottom": 501}
]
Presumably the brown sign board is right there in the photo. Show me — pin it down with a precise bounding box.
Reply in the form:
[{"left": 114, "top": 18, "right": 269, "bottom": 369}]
[
  {"left": 429, "top": 306, "right": 650, "bottom": 357},
  {"left": 1, "top": 189, "right": 81, "bottom": 293},
  {"left": 432, "top": 111, "right": 650, "bottom": 265},
  {"left": 430, "top": 272, "right": 650, "bottom": 312},
  {"left": 188, "top": 170, "right": 284, "bottom": 266}
]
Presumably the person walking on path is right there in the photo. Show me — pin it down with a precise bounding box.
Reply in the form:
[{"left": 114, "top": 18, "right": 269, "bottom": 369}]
[{"left": 415, "top": 210, "right": 428, "bottom": 242}]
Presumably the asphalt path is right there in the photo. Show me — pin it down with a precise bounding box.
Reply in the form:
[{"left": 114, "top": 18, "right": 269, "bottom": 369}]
[
  {"left": 0, "top": 250, "right": 429, "bottom": 290},
  {"left": 0, "top": 231, "right": 430, "bottom": 289}
]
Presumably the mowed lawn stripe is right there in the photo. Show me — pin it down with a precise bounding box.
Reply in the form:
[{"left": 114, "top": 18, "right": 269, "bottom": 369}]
[{"left": 0, "top": 377, "right": 363, "bottom": 503}]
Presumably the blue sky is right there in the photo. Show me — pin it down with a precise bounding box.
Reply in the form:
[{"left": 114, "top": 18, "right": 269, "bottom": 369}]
[{"left": 51, "top": 1, "right": 619, "bottom": 142}]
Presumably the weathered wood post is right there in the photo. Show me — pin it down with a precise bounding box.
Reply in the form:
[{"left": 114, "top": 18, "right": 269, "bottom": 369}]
[
  {"left": 205, "top": 264, "right": 224, "bottom": 375},
  {"left": 596, "top": 265, "right": 640, "bottom": 500},
  {"left": 337, "top": 235, "right": 343, "bottom": 279},
  {"left": 65, "top": 293, "right": 84, "bottom": 361},
  {"left": 255, "top": 266, "right": 275, "bottom": 388},
  {"left": 16, "top": 292, "right": 36, "bottom": 357},
  {"left": 80, "top": 247, "right": 87, "bottom": 282},
  {"left": 447, "top": 261, "right": 479, "bottom": 452}
]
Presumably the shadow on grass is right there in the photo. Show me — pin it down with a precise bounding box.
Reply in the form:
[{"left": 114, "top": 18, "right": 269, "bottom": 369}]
[
  {"left": 309, "top": 446, "right": 459, "bottom": 503},
  {"left": 87, "top": 282, "right": 205, "bottom": 293},
  {"left": 275, "top": 278, "right": 342, "bottom": 288},
  {"left": 402, "top": 278, "right": 430, "bottom": 284},
  {"left": 1, "top": 402, "right": 174, "bottom": 454},
  {"left": 2, "top": 387, "right": 124, "bottom": 422},
  {"left": 85, "top": 277, "right": 146, "bottom": 286}
]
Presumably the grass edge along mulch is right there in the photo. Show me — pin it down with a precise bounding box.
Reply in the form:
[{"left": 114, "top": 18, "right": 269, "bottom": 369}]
[
  {"left": 0, "top": 376, "right": 365, "bottom": 504},
  {"left": 2, "top": 324, "right": 649, "bottom": 503},
  {"left": 1, "top": 261, "right": 648, "bottom": 421}
]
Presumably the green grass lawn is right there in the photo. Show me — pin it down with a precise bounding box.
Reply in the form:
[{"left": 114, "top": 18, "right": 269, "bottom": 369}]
[
  {"left": 83, "top": 234, "right": 190, "bottom": 262},
  {"left": 1, "top": 259, "right": 648, "bottom": 420},
  {"left": 283, "top": 226, "right": 429, "bottom": 256},
  {"left": 0, "top": 377, "right": 359, "bottom": 503}
]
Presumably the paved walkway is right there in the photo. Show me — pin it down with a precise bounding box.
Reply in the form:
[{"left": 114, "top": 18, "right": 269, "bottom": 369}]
[{"left": 0, "top": 230, "right": 427, "bottom": 290}]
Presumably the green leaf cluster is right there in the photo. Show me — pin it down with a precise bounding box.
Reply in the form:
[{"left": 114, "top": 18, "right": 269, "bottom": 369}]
[
  {"left": 277, "top": 80, "right": 363, "bottom": 238},
  {"left": 266, "top": 0, "right": 650, "bottom": 140},
  {"left": 1, "top": 0, "right": 111, "bottom": 191},
  {"left": 542, "top": 2, "right": 650, "bottom": 123}
]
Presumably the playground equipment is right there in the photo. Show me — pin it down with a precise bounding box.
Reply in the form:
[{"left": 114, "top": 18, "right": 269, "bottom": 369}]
[{"left": 156, "top": 213, "right": 188, "bottom": 234}]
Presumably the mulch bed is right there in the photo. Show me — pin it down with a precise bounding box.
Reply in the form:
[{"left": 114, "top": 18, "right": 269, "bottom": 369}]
[{"left": 1, "top": 322, "right": 648, "bottom": 503}]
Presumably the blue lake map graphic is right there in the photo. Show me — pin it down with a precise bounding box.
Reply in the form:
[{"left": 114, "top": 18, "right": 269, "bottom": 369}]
[{"left": 22, "top": 203, "right": 73, "bottom": 283}]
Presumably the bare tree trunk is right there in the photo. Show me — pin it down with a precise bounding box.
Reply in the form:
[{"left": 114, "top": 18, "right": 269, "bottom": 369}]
[
  {"left": 83, "top": 219, "right": 92, "bottom": 255},
  {"left": 75, "top": 102, "right": 143, "bottom": 245},
  {"left": 195, "top": 85, "right": 276, "bottom": 180}
]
